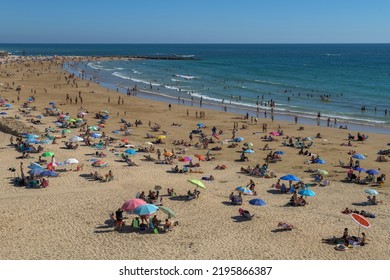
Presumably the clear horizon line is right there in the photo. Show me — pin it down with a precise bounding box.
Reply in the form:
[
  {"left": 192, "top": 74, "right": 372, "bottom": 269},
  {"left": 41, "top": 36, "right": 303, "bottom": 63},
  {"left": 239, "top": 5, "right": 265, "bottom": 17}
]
[{"left": 1, "top": 42, "right": 390, "bottom": 45}]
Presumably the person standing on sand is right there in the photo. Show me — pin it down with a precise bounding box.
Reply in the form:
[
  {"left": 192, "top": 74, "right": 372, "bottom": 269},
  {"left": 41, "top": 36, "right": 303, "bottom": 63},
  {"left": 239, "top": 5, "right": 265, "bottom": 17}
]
[{"left": 115, "top": 208, "right": 124, "bottom": 231}]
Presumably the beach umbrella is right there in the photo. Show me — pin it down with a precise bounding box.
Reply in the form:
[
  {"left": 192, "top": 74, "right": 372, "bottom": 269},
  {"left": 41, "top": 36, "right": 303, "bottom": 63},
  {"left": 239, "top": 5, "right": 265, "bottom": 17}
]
[
  {"left": 243, "top": 142, "right": 254, "bottom": 148},
  {"left": 5, "top": 104, "right": 11, "bottom": 108},
  {"left": 26, "top": 134, "right": 39, "bottom": 139},
  {"left": 100, "top": 110, "right": 109, "bottom": 115},
  {"left": 89, "top": 126, "right": 99, "bottom": 131},
  {"left": 188, "top": 179, "right": 206, "bottom": 189},
  {"left": 122, "top": 198, "right": 146, "bottom": 212},
  {"left": 315, "top": 169, "right": 328, "bottom": 175},
  {"left": 194, "top": 154, "right": 206, "bottom": 161},
  {"left": 26, "top": 139, "right": 39, "bottom": 144},
  {"left": 92, "top": 160, "right": 107, "bottom": 167},
  {"left": 41, "top": 151, "right": 54, "bottom": 157},
  {"left": 49, "top": 102, "right": 56, "bottom": 106},
  {"left": 243, "top": 149, "right": 255, "bottom": 154},
  {"left": 124, "top": 149, "right": 137, "bottom": 155},
  {"left": 350, "top": 213, "right": 371, "bottom": 236},
  {"left": 28, "top": 169, "right": 43, "bottom": 176},
  {"left": 144, "top": 141, "right": 154, "bottom": 146},
  {"left": 133, "top": 204, "right": 158, "bottom": 216},
  {"left": 234, "top": 137, "right": 244, "bottom": 142},
  {"left": 304, "top": 137, "right": 313, "bottom": 141},
  {"left": 280, "top": 174, "right": 300, "bottom": 181},
  {"left": 313, "top": 158, "right": 326, "bottom": 164},
  {"left": 164, "top": 151, "right": 173, "bottom": 157},
  {"left": 98, "top": 124, "right": 106, "bottom": 127},
  {"left": 62, "top": 129, "right": 71, "bottom": 134},
  {"left": 364, "top": 189, "right": 379, "bottom": 196},
  {"left": 75, "top": 118, "right": 84, "bottom": 122},
  {"left": 298, "top": 189, "right": 316, "bottom": 197},
  {"left": 269, "top": 131, "right": 280, "bottom": 136},
  {"left": 0, "top": 112, "right": 7, "bottom": 115},
  {"left": 235, "top": 186, "right": 253, "bottom": 195},
  {"left": 69, "top": 136, "right": 84, "bottom": 142},
  {"left": 274, "top": 150, "right": 285, "bottom": 155},
  {"left": 249, "top": 198, "right": 266, "bottom": 206},
  {"left": 354, "top": 167, "right": 366, "bottom": 172},
  {"left": 36, "top": 115, "right": 44, "bottom": 119},
  {"left": 157, "top": 135, "right": 166, "bottom": 140},
  {"left": 352, "top": 154, "right": 366, "bottom": 160},
  {"left": 91, "top": 133, "right": 101, "bottom": 138},
  {"left": 28, "top": 162, "right": 44, "bottom": 170},
  {"left": 64, "top": 158, "right": 79, "bottom": 165},
  {"left": 366, "top": 169, "right": 380, "bottom": 175},
  {"left": 197, "top": 123, "right": 205, "bottom": 128},
  {"left": 179, "top": 156, "right": 192, "bottom": 162},
  {"left": 158, "top": 206, "right": 177, "bottom": 218},
  {"left": 40, "top": 170, "right": 58, "bottom": 177},
  {"left": 68, "top": 118, "right": 76, "bottom": 123}
]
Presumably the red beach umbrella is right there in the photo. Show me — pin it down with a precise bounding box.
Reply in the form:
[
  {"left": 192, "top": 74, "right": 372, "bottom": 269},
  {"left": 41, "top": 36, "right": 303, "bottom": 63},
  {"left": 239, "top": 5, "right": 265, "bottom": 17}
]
[
  {"left": 122, "top": 198, "right": 147, "bottom": 212},
  {"left": 351, "top": 213, "right": 371, "bottom": 236}
]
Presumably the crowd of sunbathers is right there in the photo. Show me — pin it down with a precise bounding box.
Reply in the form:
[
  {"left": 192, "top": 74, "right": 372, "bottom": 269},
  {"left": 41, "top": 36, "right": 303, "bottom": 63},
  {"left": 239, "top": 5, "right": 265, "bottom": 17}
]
[{"left": 240, "top": 163, "right": 270, "bottom": 177}]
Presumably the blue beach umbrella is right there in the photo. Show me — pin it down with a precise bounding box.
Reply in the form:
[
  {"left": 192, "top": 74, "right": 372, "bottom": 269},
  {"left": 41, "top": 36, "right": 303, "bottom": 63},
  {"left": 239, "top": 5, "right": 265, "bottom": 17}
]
[
  {"left": 274, "top": 150, "right": 285, "bottom": 155},
  {"left": 124, "top": 149, "right": 137, "bottom": 155},
  {"left": 364, "top": 189, "right": 379, "bottom": 196},
  {"left": 280, "top": 174, "right": 300, "bottom": 181},
  {"left": 49, "top": 102, "right": 56, "bottom": 106},
  {"left": 352, "top": 154, "right": 366, "bottom": 160},
  {"left": 0, "top": 112, "right": 7, "bottom": 115},
  {"left": 28, "top": 169, "right": 43, "bottom": 176},
  {"left": 40, "top": 170, "right": 58, "bottom": 177},
  {"left": 234, "top": 137, "right": 244, "bottom": 142},
  {"left": 235, "top": 186, "right": 253, "bottom": 195},
  {"left": 91, "top": 133, "right": 101, "bottom": 138},
  {"left": 366, "top": 169, "right": 380, "bottom": 175},
  {"left": 28, "top": 163, "right": 44, "bottom": 170},
  {"left": 249, "top": 198, "right": 266, "bottom": 206},
  {"left": 197, "top": 123, "right": 205, "bottom": 128},
  {"left": 243, "top": 149, "right": 255, "bottom": 154},
  {"left": 354, "top": 167, "right": 366, "bottom": 172},
  {"left": 133, "top": 204, "right": 158, "bottom": 216},
  {"left": 26, "top": 134, "right": 39, "bottom": 139},
  {"left": 298, "top": 189, "right": 316, "bottom": 197},
  {"left": 26, "top": 139, "right": 39, "bottom": 144},
  {"left": 5, "top": 104, "right": 11, "bottom": 108},
  {"left": 313, "top": 158, "right": 326, "bottom": 164}
]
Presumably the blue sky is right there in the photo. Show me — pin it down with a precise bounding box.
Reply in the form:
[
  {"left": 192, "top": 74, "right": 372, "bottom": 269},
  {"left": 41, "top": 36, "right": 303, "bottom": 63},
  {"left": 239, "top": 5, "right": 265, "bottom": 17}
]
[{"left": 1, "top": 0, "right": 389, "bottom": 43}]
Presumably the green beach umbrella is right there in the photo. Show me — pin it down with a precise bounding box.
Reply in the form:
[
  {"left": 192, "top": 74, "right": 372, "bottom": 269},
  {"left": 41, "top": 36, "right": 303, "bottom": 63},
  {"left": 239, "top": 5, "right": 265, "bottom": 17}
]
[
  {"left": 158, "top": 206, "right": 177, "bottom": 219},
  {"left": 89, "top": 126, "right": 98, "bottom": 131},
  {"left": 62, "top": 129, "right": 71, "bottom": 134},
  {"left": 187, "top": 179, "right": 206, "bottom": 189},
  {"left": 68, "top": 118, "right": 76, "bottom": 122},
  {"left": 41, "top": 151, "right": 54, "bottom": 157}
]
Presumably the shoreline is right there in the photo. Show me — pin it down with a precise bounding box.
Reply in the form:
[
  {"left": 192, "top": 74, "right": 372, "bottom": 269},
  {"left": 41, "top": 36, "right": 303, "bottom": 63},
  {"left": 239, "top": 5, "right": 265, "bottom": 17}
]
[{"left": 63, "top": 59, "right": 390, "bottom": 135}]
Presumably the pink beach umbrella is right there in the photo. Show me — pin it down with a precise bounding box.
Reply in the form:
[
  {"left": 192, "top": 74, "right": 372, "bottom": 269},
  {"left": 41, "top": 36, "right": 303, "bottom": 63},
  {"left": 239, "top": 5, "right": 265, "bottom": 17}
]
[
  {"left": 269, "top": 131, "right": 280, "bottom": 136},
  {"left": 122, "top": 199, "right": 147, "bottom": 212}
]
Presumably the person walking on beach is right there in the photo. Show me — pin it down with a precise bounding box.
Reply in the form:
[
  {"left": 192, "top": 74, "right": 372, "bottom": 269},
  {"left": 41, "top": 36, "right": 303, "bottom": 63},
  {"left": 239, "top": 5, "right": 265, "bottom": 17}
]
[
  {"left": 295, "top": 116, "right": 298, "bottom": 124},
  {"left": 169, "top": 104, "right": 171, "bottom": 111}
]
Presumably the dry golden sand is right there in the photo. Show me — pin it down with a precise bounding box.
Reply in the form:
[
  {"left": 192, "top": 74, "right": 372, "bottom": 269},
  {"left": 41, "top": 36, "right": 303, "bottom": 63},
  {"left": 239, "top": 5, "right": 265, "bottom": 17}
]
[{"left": 0, "top": 58, "right": 389, "bottom": 260}]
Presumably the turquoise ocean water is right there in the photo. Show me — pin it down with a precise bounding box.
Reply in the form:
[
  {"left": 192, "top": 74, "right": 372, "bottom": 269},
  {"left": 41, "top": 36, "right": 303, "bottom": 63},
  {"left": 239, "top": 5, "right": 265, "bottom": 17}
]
[{"left": 2, "top": 44, "right": 390, "bottom": 133}]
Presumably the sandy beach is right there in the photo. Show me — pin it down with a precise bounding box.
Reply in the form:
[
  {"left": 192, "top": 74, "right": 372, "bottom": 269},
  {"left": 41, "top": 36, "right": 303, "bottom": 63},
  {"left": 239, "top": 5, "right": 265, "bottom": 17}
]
[{"left": 0, "top": 56, "right": 389, "bottom": 260}]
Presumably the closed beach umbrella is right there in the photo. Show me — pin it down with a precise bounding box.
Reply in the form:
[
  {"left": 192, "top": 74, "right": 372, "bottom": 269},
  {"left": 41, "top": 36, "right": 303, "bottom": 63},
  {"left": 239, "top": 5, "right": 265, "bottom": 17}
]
[
  {"left": 69, "top": 136, "right": 84, "bottom": 142},
  {"left": 65, "top": 158, "right": 79, "bottom": 165},
  {"left": 188, "top": 179, "right": 206, "bottom": 189},
  {"left": 366, "top": 169, "right": 380, "bottom": 175},
  {"left": 249, "top": 198, "right": 266, "bottom": 206},
  {"left": 133, "top": 204, "right": 158, "bottom": 216},
  {"left": 124, "top": 149, "right": 137, "bottom": 155},
  {"left": 364, "top": 189, "right": 379, "bottom": 195},
  {"left": 280, "top": 174, "right": 300, "bottom": 181},
  {"left": 122, "top": 198, "right": 146, "bottom": 212},
  {"left": 235, "top": 186, "right": 253, "bottom": 195},
  {"left": 234, "top": 137, "right": 244, "bottom": 142},
  {"left": 158, "top": 206, "right": 177, "bottom": 218},
  {"left": 298, "top": 189, "right": 316, "bottom": 197},
  {"left": 41, "top": 151, "right": 54, "bottom": 157},
  {"left": 243, "top": 149, "right": 255, "bottom": 154},
  {"left": 352, "top": 154, "right": 366, "bottom": 160},
  {"left": 40, "top": 170, "right": 58, "bottom": 177},
  {"left": 274, "top": 150, "right": 285, "bottom": 155}
]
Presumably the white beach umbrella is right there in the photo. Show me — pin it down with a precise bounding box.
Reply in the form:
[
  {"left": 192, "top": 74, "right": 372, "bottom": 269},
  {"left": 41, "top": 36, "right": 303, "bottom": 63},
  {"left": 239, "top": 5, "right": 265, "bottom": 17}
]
[
  {"left": 65, "top": 158, "right": 79, "bottom": 165},
  {"left": 69, "top": 136, "right": 84, "bottom": 142}
]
